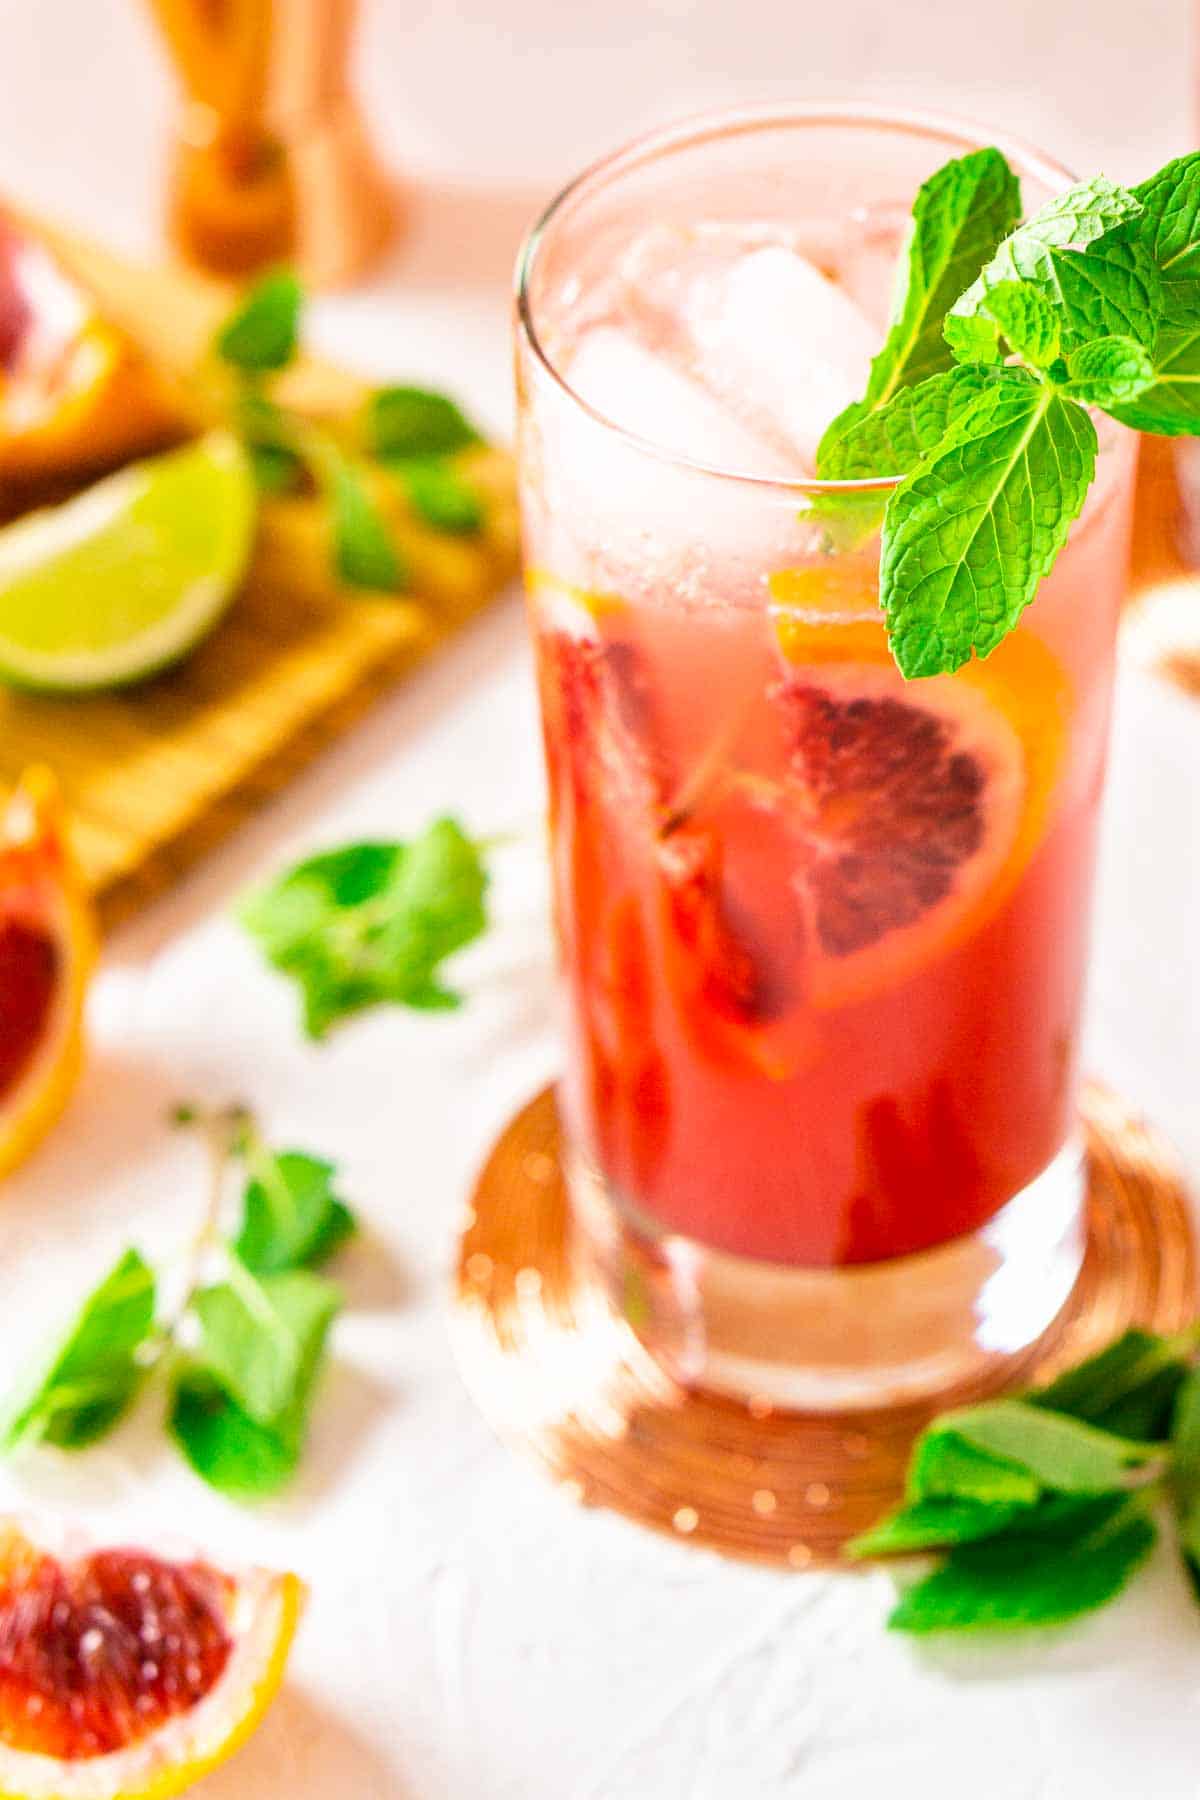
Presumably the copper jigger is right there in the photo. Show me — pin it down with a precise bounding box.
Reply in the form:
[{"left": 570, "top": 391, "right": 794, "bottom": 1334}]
[{"left": 148, "top": 0, "right": 398, "bottom": 287}]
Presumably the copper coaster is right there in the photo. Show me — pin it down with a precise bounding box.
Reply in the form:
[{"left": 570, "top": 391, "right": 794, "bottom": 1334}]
[{"left": 452, "top": 1083, "right": 1197, "bottom": 1569}]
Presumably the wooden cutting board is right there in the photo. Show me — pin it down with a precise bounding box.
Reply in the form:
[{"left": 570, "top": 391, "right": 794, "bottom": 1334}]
[{"left": 0, "top": 217, "right": 520, "bottom": 930}]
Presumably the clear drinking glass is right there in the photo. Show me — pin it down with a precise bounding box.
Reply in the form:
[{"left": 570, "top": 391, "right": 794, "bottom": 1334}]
[{"left": 514, "top": 105, "right": 1139, "bottom": 1409}]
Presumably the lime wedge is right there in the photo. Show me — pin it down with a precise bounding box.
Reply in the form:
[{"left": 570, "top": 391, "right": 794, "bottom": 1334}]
[{"left": 0, "top": 432, "right": 255, "bottom": 692}]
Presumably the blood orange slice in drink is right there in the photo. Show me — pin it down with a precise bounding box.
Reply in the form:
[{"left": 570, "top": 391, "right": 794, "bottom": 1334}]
[
  {"left": 652, "top": 625, "right": 1067, "bottom": 1066},
  {"left": 0, "top": 1518, "right": 302, "bottom": 1798},
  {"left": 773, "top": 617, "right": 1069, "bottom": 1007},
  {"left": 0, "top": 770, "right": 95, "bottom": 1179},
  {"left": 781, "top": 660, "right": 1027, "bottom": 1006}
]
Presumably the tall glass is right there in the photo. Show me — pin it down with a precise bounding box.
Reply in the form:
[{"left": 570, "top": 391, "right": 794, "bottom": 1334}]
[{"left": 515, "top": 106, "right": 1138, "bottom": 1408}]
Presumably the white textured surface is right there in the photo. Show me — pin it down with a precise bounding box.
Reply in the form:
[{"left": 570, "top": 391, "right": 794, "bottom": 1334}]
[{"left": 0, "top": 5, "right": 1199, "bottom": 1795}]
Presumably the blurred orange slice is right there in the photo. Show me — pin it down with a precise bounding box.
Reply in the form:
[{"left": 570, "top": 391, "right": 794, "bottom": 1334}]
[
  {"left": 0, "top": 212, "right": 189, "bottom": 490},
  {"left": 0, "top": 1517, "right": 303, "bottom": 1798},
  {"left": 0, "top": 769, "right": 95, "bottom": 1179}
]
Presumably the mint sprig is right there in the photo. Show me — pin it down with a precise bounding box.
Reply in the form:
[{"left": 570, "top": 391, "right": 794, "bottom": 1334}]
[
  {"left": 852, "top": 1323, "right": 1200, "bottom": 1633},
  {"left": 0, "top": 1107, "right": 359, "bottom": 1502},
  {"left": 821, "top": 147, "right": 1019, "bottom": 460},
  {"left": 816, "top": 149, "right": 1200, "bottom": 678},
  {"left": 878, "top": 374, "right": 1096, "bottom": 676},
  {"left": 213, "top": 274, "right": 488, "bottom": 592},
  {"left": 238, "top": 818, "right": 491, "bottom": 1039},
  {"left": 945, "top": 176, "right": 1153, "bottom": 360},
  {"left": 887, "top": 1494, "right": 1158, "bottom": 1634}
]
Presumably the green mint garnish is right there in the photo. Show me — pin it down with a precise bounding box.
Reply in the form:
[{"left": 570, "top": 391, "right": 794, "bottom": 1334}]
[
  {"left": 235, "top": 387, "right": 408, "bottom": 594},
  {"left": 945, "top": 176, "right": 1154, "bottom": 361},
  {"left": 820, "top": 146, "right": 1019, "bottom": 461},
  {"left": 905, "top": 1423, "right": 1043, "bottom": 1505},
  {"left": 387, "top": 455, "right": 485, "bottom": 535},
  {"left": 1170, "top": 1368, "right": 1200, "bottom": 1594},
  {"left": 917, "top": 1399, "right": 1166, "bottom": 1496},
  {"left": 886, "top": 1493, "right": 1158, "bottom": 1634},
  {"left": 846, "top": 1494, "right": 1029, "bottom": 1559},
  {"left": 879, "top": 373, "right": 1096, "bottom": 677},
  {"left": 168, "top": 1367, "right": 305, "bottom": 1502},
  {"left": 1064, "top": 334, "right": 1156, "bottom": 408},
  {"left": 247, "top": 441, "right": 304, "bottom": 495},
  {"left": 1105, "top": 324, "right": 1200, "bottom": 435},
  {"left": 852, "top": 1319, "right": 1200, "bottom": 1634},
  {"left": 0, "top": 1110, "right": 358, "bottom": 1502},
  {"left": 238, "top": 820, "right": 491, "bottom": 1039},
  {"left": 366, "top": 385, "right": 480, "bottom": 459},
  {"left": 1031, "top": 1326, "right": 1191, "bottom": 1439},
  {"left": 234, "top": 1145, "right": 357, "bottom": 1275},
  {"left": 215, "top": 269, "right": 303, "bottom": 372},
  {"left": 214, "top": 283, "right": 488, "bottom": 590},
  {"left": 0, "top": 1249, "right": 157, "bottom": 1451},
  {"left": 330, "top": 458, "right": 406, "bottom": 592},
  {"left": 816, "top": 148, "right": 1200, "bottom": 678},
  {"left": 187, "top": 1266, "right": 340, "bottom": 1428},
  {"left": 1133, "top": 154, "right": 1200, "bottom": 324}
]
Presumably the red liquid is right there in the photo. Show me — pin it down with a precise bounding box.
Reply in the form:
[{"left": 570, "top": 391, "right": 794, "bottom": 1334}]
[{"left": 533, "top": 546, "right": 1126, "bottom": 1268}]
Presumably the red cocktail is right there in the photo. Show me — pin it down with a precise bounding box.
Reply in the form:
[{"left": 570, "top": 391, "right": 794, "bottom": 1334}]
[{"left": 516, "top": 108, "right": 1137, "bottom": 1404}]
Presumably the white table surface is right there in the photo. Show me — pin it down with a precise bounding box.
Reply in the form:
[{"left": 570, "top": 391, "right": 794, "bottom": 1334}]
[{"left": 2, "top": 5, "right": 1200, "bottom": 1795}]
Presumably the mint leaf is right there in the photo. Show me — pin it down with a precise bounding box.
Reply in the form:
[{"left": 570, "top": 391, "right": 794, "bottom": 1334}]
[
  {"left": 215, "top": 270, "right": 302, "bottom": 372},
  {"left": 888, "top": 1494, "right": 1157, "bottom": 1633},
  {"left": 239, "top": 820, "right": 490, "bottom": 1038},
  {"left": 387, "top": 455, "right": 484, "bottom": 534},
  {"left": 880, "top": 379, "right": 1095, "bottom": 677},
  {"left": 249, "top": 442, "right": 303, "bottom": 495},
  {"left": 235, "top": 1149, "right": 357, "bottom": 1275},
  {"left": 936, "top": 1399, "right": 1166, "bottom": 1494},
  {"left": 946, "top": 177, "right": 1153, "bottom": 359},
  {"left": 972, "top": 280, "right": 1061, "bottom": 367},
  {"left": 1066, "top": 334, "right": 1155, "bottom": 407},
  {"left": 817, "top": 365, "right": 1012, "bottom": 483},
  {"left": 907, "top": 1430, "right": 1042, "bottom": 1505},
  {"left": 1032, "top": 1327, "right": 1191, "bottom": 1441},
  {"left": 366, "top": 386, "right": 480, "bottom": 459},
  {"left": 170, "top": 1367, "right": 303, "bottom": 1501},
  {"left": 1, "top": 1250, "right": 157, "bottom": 1451},
  {"left": 1107, "top": 324, "right": 1200, "bottom": 435},
  {"left": 171, "top": 1268, "right": 338, "bottom": 1500},
  {"left": 1134, "top": 152, "right": 1200, "bottom": 325},
  {"left": 190, "top": 1267, "right": 340, "bottom": 1426},
  {"left": 331, "top": 462, "right": 406, "bottom": 592},
  {"left": 858, "top": 147, "right": 1020, "bottom": 411},
  {"left": 847, "top": 1495, "right": 1029, "bottom": 1558},
  {"left": 1170, "top": 1367, "right": 1200, "bottom": 1597}
]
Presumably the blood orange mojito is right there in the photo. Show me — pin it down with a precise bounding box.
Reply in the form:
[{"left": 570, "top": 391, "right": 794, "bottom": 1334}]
[{"left": 515, "top": 108, "right": 1138, "bottom": 1402}]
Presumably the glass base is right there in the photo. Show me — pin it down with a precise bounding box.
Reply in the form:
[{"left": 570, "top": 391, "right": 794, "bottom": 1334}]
[{"left": 568, "top": 1141, "right": 1087, "bottom": 1411}]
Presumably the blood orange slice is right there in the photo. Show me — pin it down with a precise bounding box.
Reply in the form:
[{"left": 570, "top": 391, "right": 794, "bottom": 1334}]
[
  {"left": 0, "top": 214, "right": 188, "bottom": 491},
  {"left": 651, "top": 627, "right": 1068, "bottom": 1067},
  {"left": 781, "top": 660, "right": 1026, "bottom": 1005},
  {"left": 773, "top": 620, "right": 1069, "bottom": 1006},
  {"left": 0, "top": 1518, "right": 302, "bottom": 1798},
  {"left": 0, "top": 770, "right": 95, "bottom": 1180}
]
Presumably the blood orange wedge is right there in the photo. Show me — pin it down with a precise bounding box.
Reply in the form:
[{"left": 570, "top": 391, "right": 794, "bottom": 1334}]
[
  {"left": 0, "top": 215, "right": 188, "bottom": 491},
  {"left": 0, "top": 771, "right": 95, "bottom": 1180},
  {"left": 0, "top": 1519, "right": 302, "bottom": 1799}
]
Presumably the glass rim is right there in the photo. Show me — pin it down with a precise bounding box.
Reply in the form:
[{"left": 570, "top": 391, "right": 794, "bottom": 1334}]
[{"left": 514, "top": 100, "right": 1079, "bottom": 498}]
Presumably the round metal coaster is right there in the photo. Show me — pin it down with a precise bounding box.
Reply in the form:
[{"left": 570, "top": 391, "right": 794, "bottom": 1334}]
[{"left": 451, "top": 1083, "right": 1197, "bottom": 1569}]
